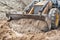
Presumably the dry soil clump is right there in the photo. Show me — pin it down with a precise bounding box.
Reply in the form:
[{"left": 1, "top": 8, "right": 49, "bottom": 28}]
[{"left": 9, "top": 19, "right": 49, "bottom": 33}]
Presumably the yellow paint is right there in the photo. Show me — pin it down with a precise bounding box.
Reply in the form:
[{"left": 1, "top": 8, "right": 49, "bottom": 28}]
[
  {"left": 29, "top": 7, "right": 34, "bottom": 14},
  {"left": 55, "top": 13, "right": 59, "bottom": 27}
]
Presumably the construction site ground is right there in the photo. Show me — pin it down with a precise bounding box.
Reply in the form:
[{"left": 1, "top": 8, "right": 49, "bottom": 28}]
[
  {"left": 0, "top": 19, "right": 60, "bottom": 40},
  {"left": 0, "top": 0, "right": 60, "bottom": 40}
]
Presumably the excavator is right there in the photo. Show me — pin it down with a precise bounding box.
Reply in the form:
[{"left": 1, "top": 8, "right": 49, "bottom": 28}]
[{"left": 6, "top": 0, "right": 60, "bottom": 31}]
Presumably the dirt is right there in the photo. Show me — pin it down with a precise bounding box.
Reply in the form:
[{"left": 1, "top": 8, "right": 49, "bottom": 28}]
[
  {"left": 0, "top": 0, "right": 60, "bottom": 40},
  {"left": 0, "top": 20, "right": 60, "bottom": 40},
  {"left": 0, "top": 0, "right": 32, "bottom": 15},
  {"left": 0, "top": 19, "right": 60, "bottom": 40},
  {"left": 9, "top": 19, "right": 49, "bottom": 33}
]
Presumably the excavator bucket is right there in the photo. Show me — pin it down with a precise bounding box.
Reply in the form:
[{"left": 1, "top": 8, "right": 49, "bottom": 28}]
[{"left": 6, "top": 1, "right": 53, "bottom": 32}]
